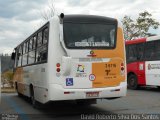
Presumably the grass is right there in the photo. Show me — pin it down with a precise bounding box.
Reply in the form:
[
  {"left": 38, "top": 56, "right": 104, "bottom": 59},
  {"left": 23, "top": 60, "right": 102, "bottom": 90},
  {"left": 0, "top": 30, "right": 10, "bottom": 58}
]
[{"left": 1, "top": 87, "right": 16, "bottom": 93}]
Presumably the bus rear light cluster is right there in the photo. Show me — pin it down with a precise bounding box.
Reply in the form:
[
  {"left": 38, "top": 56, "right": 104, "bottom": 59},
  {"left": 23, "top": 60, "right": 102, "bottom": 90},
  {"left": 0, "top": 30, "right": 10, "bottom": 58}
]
[
  {"left": 120, "top": 62, "right": 125, "bottom": 76},
  {"left": 121, "top": 63, "right": 124, "bottom": 71},
  {"left": 56, "top": 68, "right": 60, "bottom": 72},
  {"left": 56, "top": 63, "right": 61, "bottom": 72},
  {"left": 56, "top": 63, "right": 60, "bottom": 67}
]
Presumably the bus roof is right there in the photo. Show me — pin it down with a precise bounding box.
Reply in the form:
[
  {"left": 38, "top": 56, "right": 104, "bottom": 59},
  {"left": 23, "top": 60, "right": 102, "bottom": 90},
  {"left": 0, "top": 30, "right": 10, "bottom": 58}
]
[
  {"left": 125, "top": 38, "right": 146, "bottom": 45},
  {"left": 63, "top": 15, "right": 117, "bottom": 24},
  {"left": 125, "top": 35, "right": 160, "bottom": 45},
  {"left": 147, "top": 35, "right": 160, "bottom": 42}
]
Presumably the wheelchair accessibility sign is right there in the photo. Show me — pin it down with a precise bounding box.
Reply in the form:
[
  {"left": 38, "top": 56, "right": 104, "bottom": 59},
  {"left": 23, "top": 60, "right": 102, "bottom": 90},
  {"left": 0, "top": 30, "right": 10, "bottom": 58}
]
[{"left": 66, "top": 78, "right": 73, "bottom": 86}]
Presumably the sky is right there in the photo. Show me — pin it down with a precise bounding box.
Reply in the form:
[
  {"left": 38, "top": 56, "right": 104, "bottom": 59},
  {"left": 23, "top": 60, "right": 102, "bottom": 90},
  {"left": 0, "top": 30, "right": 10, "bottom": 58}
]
[{"left": 0, "top": 0, "right": 160, "bottom": 54}]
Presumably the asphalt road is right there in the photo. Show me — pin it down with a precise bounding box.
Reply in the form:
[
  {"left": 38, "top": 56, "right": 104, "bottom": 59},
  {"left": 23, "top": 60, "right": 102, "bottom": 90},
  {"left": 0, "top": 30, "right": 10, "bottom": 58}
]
[{"left": 1, "top": 87, "right": 160, "bottom": 120}]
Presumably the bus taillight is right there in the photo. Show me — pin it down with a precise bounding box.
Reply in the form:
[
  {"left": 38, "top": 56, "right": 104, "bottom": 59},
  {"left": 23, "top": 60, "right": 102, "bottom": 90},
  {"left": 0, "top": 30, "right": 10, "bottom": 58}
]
[
  {"left": 121, "top": 63, "right": 124, "bottom": 66},
  {"left": 56, "top": 68, "right": 60, "bottom": 72},
  {"left": 121, "top": 63, "right": 125, "bottom": 75},
  {"left": 56, "top": 63, "right": 60, "bottom": 67},
  {"left": 56, "top": 63, "right": 61, "bottom": 72},
  {"left": 121, "top": 63, "right": 124, "bottom": 70},
  {"left": 121, "top": 66, "right": 124, "bottom": 71}
]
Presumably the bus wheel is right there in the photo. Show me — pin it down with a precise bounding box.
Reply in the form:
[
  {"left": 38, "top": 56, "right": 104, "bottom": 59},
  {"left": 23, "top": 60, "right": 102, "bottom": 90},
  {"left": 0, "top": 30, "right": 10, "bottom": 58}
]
[
  {"left": 15, "top": 82, "right": 22, "bottom": 97},
  {"left": 128, "top": 74, "right": 138, "bottom": 90},
  {"left": 17, "top": 92, "right": 22, "bottom": 97},
  {"left": 30, "top": 87, "right": 38, "bottom": 108}
]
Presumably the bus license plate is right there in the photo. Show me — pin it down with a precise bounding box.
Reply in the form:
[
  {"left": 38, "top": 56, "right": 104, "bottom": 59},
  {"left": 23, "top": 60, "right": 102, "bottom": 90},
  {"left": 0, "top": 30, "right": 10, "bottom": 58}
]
[{"left": 86, "top": 92, "right": 99, "bottom": 98}]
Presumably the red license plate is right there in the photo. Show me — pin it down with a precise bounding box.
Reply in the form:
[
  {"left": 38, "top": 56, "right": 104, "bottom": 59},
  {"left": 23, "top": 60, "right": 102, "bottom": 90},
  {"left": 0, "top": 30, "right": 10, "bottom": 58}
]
[{"left": 86, "top": 92, "right": 99, "bottom": 98}]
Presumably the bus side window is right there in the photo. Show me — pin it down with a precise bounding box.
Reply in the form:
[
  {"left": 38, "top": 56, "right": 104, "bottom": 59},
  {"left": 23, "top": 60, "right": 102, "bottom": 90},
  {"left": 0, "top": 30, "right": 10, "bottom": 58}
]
[
  {"left": 28, "top": 37, "right": 36, "bottom": 65},
  {"left": 33, "top": 36, "right": 37, "bottom": 49},
  {"left": 136, "top": 43, "right": 144, "bottom": 60},
  {"left": 22, "top": 42, "right": 28, "bottom": 66},
  {"left": 36, "top": 27, "right": 48, "bottom": 63},
  {"left": 25, "top": 41, "right": 29, "bottom": 53},
  {"left": 43, "top": 27, "right": 48, "bottom": 44},
  {"left": 28, "top": 50, "right": 35, "bottom": 64},
  {"left": 15, "top": 48, "right": 19, "bottom": 67},
  {"left": 144, "top": 41, "right": 155, "bottom": 61},
  {"left": 18, "top": 46, "right": 22, "bottom": 67},
  {"left": 126, "top": 46, "right": 129, "bottom": 63},
  {"left": 29, "top": 38, "right": 33, "bottom": 51},
  {"left": 128, "top": 44, "right": 137, "bottom": 62},
  {"left": 154, "top": 40, "right": 160, "bottom": 60},
  {"left": 23, "top": 43, "right": 26, "bottom": 54},
  {"left": 36, "top": 45, "right": 47, "bottom": 62},
  {"left": 37, "top": 32, "right": 42, "bottom": 47}
]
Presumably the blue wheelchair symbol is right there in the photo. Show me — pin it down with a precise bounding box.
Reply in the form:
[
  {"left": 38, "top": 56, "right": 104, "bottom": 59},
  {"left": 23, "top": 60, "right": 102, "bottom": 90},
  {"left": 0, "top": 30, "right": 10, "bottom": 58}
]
[{"left": 66, "top": 78, "right": 73, "bottom": 86}]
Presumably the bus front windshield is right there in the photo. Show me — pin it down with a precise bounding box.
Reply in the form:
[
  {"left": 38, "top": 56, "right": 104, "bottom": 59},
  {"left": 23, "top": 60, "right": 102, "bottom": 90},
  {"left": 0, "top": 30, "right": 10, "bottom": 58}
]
[{"left": 63, "top": 23, "right": 117, "bottom": 49}]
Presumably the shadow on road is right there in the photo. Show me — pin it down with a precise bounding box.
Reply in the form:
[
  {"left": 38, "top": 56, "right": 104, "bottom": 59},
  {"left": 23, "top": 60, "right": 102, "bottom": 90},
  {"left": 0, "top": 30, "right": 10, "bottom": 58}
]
[
  {"left": 129, "top": 86, "right": 160, "bottom": 92},
  {"left": 17, "top": 95, "right": 114, "bottom": 120}
]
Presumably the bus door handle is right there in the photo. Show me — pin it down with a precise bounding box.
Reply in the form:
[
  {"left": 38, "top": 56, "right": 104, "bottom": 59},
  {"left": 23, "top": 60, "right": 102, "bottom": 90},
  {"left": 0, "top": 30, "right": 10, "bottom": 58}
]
[{"left": 62, "top": 56, "right": 72, "bottom": 76}]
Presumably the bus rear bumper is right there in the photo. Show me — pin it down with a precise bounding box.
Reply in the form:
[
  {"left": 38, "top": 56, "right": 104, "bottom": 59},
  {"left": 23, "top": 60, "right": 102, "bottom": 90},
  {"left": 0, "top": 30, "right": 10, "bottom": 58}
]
[{"left": 49, "top": 82, "right": 127, "bottom": 101}]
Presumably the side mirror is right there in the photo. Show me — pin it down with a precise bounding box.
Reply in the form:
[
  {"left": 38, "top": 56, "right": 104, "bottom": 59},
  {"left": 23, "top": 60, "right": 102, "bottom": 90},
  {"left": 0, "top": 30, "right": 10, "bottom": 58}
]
[
  {"left": 11, "top": 52, "right": 16, "bottom": 60},
  {"left": 59, "top": 13, "right": 64, "bottom": 24}
]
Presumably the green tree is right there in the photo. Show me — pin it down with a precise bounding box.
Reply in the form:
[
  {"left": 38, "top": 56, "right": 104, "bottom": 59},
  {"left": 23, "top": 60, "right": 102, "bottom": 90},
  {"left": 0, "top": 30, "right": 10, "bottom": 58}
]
[
  {"left": 1, "top": 70, "right": 14, "bottom": 88},
  {"left": 122, "top": 11, "right": 160, "bottom": 40},
  {"left": 1, "top": 74, "right": 7, "bottom": 88}
]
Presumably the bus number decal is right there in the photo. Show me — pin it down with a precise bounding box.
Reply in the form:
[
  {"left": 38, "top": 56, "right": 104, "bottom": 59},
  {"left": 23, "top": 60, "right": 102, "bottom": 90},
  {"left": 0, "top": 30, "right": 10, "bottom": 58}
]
[
  {"left": 104, "top": 63, "right": 117, "bottom": 79},
  {"left": 105, "top": 70, "right": 111, "bottom": 76},
  {"left": 105, "top": 64, "right": 116, "bottom": 68}
]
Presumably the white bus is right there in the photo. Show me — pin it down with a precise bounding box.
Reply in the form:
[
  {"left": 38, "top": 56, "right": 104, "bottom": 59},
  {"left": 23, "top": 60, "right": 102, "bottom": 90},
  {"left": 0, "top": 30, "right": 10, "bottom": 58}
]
[{"left": 12, "top": 13, "right": 127, "bottom": 107}]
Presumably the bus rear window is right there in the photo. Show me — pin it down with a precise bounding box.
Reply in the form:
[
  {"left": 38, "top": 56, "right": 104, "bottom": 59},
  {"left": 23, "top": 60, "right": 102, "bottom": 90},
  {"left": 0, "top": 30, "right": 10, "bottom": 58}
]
[{"left": 63, "top": 23, "right": 117, "bottom": 49}]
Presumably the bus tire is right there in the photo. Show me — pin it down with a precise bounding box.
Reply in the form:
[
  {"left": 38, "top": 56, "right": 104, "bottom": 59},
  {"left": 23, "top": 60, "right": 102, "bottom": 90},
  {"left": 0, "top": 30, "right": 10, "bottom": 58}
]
[
  {"left": 15, "top": 82, "right": 22, "bottom": 97},
  {"left": 18, "top": 92, "right": 22, "bottom": 97},
  {"left": 30, "top": 86, "right": 39, "bottom": 108},
  {"left": 128, "top": 74, "right": 138, "bottom": 90}
]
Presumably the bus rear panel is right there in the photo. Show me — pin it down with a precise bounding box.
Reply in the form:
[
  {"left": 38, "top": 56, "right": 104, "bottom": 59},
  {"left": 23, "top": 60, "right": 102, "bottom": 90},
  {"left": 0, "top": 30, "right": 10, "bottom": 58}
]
[{"left": 48, "top": 15, "right": 126, "bottom": 101}]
